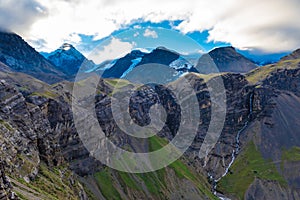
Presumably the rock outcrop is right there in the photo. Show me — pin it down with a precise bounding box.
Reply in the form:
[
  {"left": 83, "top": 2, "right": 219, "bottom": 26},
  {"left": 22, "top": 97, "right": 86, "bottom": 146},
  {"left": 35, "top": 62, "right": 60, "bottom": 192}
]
[{"left": 0, "top": 162, "right": 17, "bottom": 200}]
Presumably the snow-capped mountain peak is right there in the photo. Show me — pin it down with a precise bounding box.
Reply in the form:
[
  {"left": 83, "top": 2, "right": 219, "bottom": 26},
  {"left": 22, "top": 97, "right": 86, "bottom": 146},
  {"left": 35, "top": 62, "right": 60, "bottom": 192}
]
[
  {"left": 60, "top": 43, "right": 72, "bottom": 51},
  {"left": 44, "top": 43, "right": 95, "bottom": 76}
]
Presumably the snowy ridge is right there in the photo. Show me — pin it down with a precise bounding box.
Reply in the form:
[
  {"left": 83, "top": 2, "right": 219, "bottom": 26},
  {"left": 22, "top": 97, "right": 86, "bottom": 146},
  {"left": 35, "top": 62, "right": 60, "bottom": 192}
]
[
  {"left": 81, "top": 47, "right": 196, "bottom": 79},
  {"left": 85, "top": 59, "right": 117, "bottom": 73}
]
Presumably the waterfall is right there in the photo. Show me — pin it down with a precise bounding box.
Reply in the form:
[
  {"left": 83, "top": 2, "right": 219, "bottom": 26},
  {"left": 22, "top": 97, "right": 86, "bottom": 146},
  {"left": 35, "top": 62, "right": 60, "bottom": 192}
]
[{"left": 212, "top": 92, "right": 254, "bottom": 199}]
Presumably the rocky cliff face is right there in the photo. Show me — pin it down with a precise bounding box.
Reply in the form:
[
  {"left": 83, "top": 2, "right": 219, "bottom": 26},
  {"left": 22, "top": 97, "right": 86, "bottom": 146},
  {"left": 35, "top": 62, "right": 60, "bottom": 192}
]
[
  {"left": 244, "top": 67, "right": 300, "bottom": 199},
  {"left": 0, "top": 162, "right": 17, "bottom": 199},
  {"left": 0, "top": 79, "right": 43, "bottom": 180},
  {"left": 216, "top": 61, "right": 300, "bottom": 199},
  {"left": 1, "top": 61, "right": 299, "bottom": 199},
  {"left": 0, "top": 78, "right": 88, "bottom": 199},
  {"left": 0, "top": 73, "right": 216, "bottom": 199}
]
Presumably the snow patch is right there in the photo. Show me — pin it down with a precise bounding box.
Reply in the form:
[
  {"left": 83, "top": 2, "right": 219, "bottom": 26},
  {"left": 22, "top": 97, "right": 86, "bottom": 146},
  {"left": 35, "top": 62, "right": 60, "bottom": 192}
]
[
  {"left": 169, "top": 57, "right": 193, "bottom": 70},
  {"left": 134, "top": 48, "right": 153, "bottom": 54},
  {"left": 102, "top": 60, "right": 117, "bottom": 70},
  {"left": 60, "top": 43, "right": 72, "bottom": 51},
  {"left": 120, "top": 57, "right": 142, "bottom": 78}
]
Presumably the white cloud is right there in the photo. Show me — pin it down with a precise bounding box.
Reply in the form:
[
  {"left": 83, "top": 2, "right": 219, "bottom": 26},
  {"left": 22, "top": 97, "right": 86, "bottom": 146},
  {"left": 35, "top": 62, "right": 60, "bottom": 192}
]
[
  {"left": 143, "top": 28, "right": 158, "bottom": 38},
  {"left": 0, "top": 0, "right": 47, "bottom": 33},
  {"left": 89, "top": 37, "right": 135, "bottom": 64},
  {"left": 2, "top": 0, "right": 300, "bottom": 53},
  {"left": 65, "top": 33, "right": 82, "bottom": 44},
  {"left": 175, "top": 0, "right": 300, "bottom": 53}
]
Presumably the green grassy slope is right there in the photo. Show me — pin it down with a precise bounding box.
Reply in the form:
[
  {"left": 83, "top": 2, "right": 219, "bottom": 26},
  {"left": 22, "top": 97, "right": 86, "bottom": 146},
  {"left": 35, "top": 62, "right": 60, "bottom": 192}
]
[
  {"left": 91, "top": 135, "right": 217, "bottom": 200},
  {"left": 218, "top": 141, "right": 286, "bottom": 200}
]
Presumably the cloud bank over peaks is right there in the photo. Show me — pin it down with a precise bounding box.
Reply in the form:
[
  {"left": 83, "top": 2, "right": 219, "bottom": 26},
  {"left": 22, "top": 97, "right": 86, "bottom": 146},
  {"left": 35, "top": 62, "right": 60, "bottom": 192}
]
[{"left": 1, "top": 0, "right": 299, "bottom": 53}]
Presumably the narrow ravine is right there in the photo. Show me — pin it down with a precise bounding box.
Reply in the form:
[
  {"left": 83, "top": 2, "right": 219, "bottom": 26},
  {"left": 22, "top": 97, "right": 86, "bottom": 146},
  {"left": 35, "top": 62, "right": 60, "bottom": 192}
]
[{"left": 212, "top": 93, "right": 254, "bottom": 200}]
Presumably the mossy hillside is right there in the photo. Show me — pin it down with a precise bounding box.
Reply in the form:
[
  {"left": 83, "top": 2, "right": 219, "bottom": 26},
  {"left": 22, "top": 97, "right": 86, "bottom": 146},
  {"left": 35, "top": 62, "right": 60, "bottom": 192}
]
[
  {"left": 147, "top": 135, "right": 216, "bottom": 199},
  {"left": 0, "top": 71, "right": 56, "bottom": 96},
  {"left": 281, "top": 146, "right": 300, "bottom": 162},
  {"left": 136, "top": 169, "right": 167, "bottom": 196},
  {"left": 32, "top": 164, "right": 82, "bottom": 199},
  {"left": 118, "top": 171, "right": 142, "bottom": 191},
  {"left": 94, "top": 169, "right": 122, "bottom": 200},
  {"left": 30, "top": 90, "right": 58, "bottom": 99},
  {"left": 148, "top": 136, "right": 195, "bottom": 181},
  {"left": 94, "top": 156, "right": 167, "bottom": 199},
  {"left": 218, "top": 141, "right": 287, "bottom": 200},
  {"left": 93, "top": 135, "right": 216, "bottom": 199},
  {"left": 13, "top": 163, "right": 82, "bottom": 200},
  {"left": 105, "top": 79, "right": 132, "bottom": 88},
  {"left": 17, "top": 154, "right": 37, "bottom": 178},
  {"left": 15, "top": 191, "right": 30, "bottom": 200},
  {"left": 105, "top": 78, "right": 140, "bottom": 96},
  {"left": 246, "top": 58, "right": 300, "bottom": 84},
  {"left": 0, "top": 119, "right": 13, "bottom": 131},
  {"left": 94, "top": 168, "right": 166, "bottom": 199},
  {"left": 81, "top": 183, "right": 97, "bottom": 200},
  {"left": 246, "top": 65, "right": 276, "bottom": 84}
]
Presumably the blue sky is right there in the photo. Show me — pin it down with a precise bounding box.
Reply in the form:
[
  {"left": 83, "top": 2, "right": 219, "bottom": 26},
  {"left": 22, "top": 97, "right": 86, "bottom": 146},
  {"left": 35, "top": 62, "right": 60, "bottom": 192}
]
[
  {"left": 73, "top": 21, "right": 235, "bottom": 64},
  {"left": 74, "top": 20, "right": 230, "bottom": 56},
  {"left": 75, "top": 20, "right": 287, "bottom": 64}
]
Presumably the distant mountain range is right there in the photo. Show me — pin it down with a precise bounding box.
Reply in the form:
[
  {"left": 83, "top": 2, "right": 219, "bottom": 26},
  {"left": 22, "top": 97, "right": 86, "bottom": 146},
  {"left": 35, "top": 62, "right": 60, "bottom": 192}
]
[
  {"left": 0, "top": 31, "right": 296, "bottom": 84},
  {"left": 89, "top": 46, "right": 259, "bottom": 79}
]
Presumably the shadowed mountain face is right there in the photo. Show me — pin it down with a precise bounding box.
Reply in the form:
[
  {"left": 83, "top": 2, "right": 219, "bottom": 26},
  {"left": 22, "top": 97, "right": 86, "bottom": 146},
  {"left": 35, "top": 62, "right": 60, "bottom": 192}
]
[
  {"left": 136, "top": 47, "right": 180, "bottom": 66},
  {"left": 101, "top": 47, "right": 197, "bottom": 79},
  {"left": 0, "top": 31, "right": 66, "bottom": 84},
  {"left": 102, "top": 50, "right": 146, "bottom": 78},
  {"left": 196, "top": 46, "right": 257, "bottom": 73},
  {"left": 0, "top": 61, "right": 10, "bottom": 72}
]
